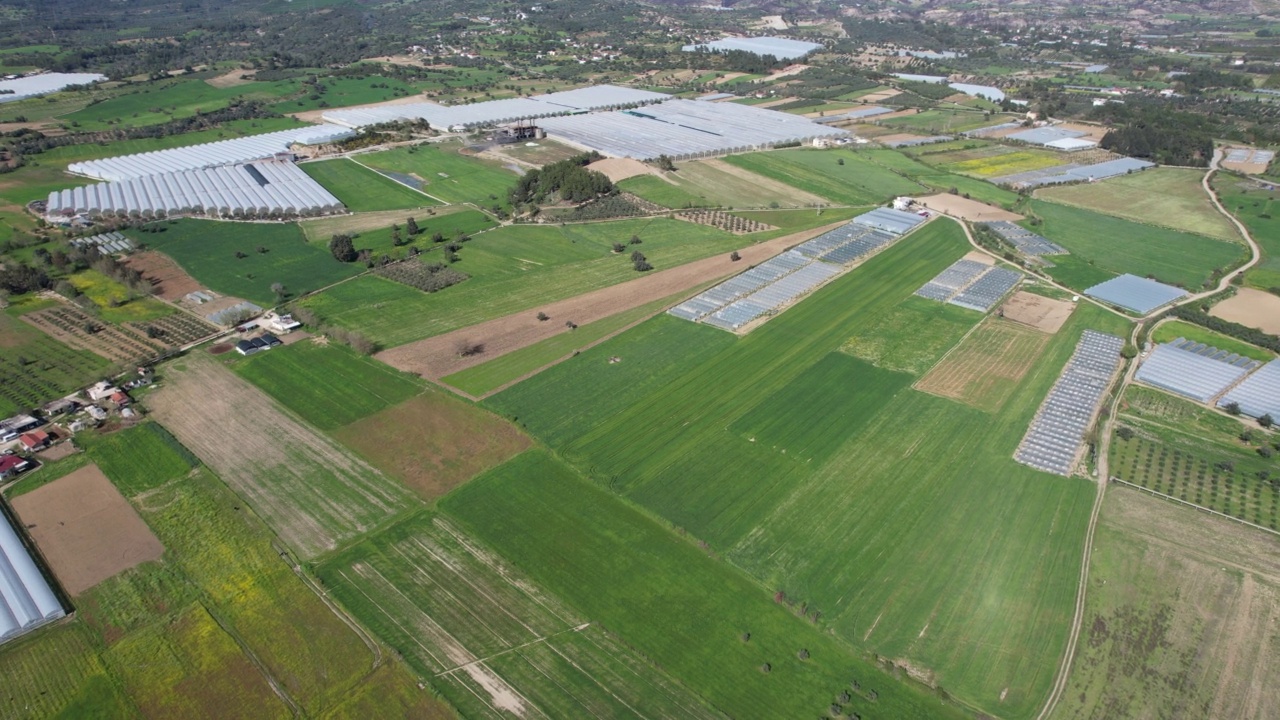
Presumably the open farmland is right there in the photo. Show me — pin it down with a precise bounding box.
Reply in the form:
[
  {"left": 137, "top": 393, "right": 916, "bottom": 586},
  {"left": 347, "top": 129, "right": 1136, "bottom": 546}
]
[
  {"left": 67, "top": 270, "right": 173, "bottom": 324},
  {"left": 839, "top": 295, "right": 977, "bottom": 375},
  {"left": 915, "top": 318, "right": 1054, "bottom": 412},
  {"left": 357, "top": 142, "right": 519, "bottom": 209},
  {"left": 334, "top": 390, "right": 529, "bottom": 500},
  {"left": 442, "top": 451, "right": 965, "bottom": 720},
  {"left": 0, "top": 623, "right": 130, "bottom": 720},
  {"left": 723, "top": 148, "right": 927, "bottom": 205},
  {"left": 299, "top": 158, "right": 438, "bottom": 212},
  {"left": 1054, "top": 487, "right": 1280, "bottom": 719},
  {"left": 1214, "top": 179, "right": 1280, "bottom": 290},
  {"left": 859, "top": 148, "right": 1022, "bottom": 208},
  {"left": 127, "top": 220, "right": 363, "bottom": 306},
  {"left": 233, "top": 340, "right": 424, "bottom": 430},
  {"left": 81, "top": 422, "right": 199, "bottom": 495},
  {"left": 1028, "top": 200, "right": 1245, "bottom": 290},
  {"left": 489, "top": 218, "right": 1135, "bottom": 718},
  {"left": 318, "top": 512, "right": 725, "bottom": 719},
  {"left": 1036, "top": 168, "right": 1240, "bottom": 242},
  {"left": 620, "top": 158, "right": 829, "bottom": 209},
  {"left": 300, "top": 218, "right": 742, "bottom": 348},
  {"left": 299, "top": 207, "right": 496, "bottom": 255},
  {"left": 0, "top": 306, "right": 109, "bottom": 416},
  {"left": 931, "top": 146, "right": 1066, "bottom": 179},
  {"left": 145, "top": 354, "right": 416, "bottom": 558},
  {"left": 879, "top": 108, "right": 998, "bottom": 134},
  {"left": 22, "top": 303, "right": 167, "bottom": 363}
]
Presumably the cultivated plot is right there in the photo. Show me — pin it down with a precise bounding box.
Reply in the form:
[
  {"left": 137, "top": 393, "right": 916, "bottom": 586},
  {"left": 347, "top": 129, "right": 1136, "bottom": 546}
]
[
  {"left": 145, "top": 354, "right": 416, "bottom": 558},
  {"left": 915, "top": 318, "right": 1053, "bottom": 413}
]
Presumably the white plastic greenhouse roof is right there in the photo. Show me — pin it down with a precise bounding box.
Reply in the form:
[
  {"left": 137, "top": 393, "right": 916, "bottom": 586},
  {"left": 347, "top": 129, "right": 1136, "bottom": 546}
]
[
  {"left": 681, "top": 36, "right": 823, "bottom": 60},
  {"left": 0, "top": 73, "right": 106, "bottom": 104},
  {"left": 321, "top": 85, "right": 669, "bottom": 129},
  {"left": 1135, "top": 339, "right": 1255, "bottom": 403},
  {"left": 893, "top": 73, "right": 948, "bottom": 84},
  {"left": 48, "top": 160, "right": 343, "bottom": 219},
  {"left": 1219, "top": 360, "right": 1280, "bottom": 420},
  {"left": 0, "top": 509, "right": 64, "bottom": 644},
  {"left": 1084, "top": 274, "right": 1187, "bottom": 313},
  {"left": 948, "top": 82, "right": 1005, "bottom": 102},
  {"left": 1045, "top": 138, "right": 1098, "bottom": 151},
  {"left": 66, "top": 125, "right": 355, "bottom": 182},
  {"left": 537, "top": 99, "right": 846, "bottom": 160}
]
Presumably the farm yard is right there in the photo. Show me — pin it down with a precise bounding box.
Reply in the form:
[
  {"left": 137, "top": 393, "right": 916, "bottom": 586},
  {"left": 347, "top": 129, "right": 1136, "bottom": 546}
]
[{"left": 1036, "top": 168, "right": 1240, "bottom": 242}]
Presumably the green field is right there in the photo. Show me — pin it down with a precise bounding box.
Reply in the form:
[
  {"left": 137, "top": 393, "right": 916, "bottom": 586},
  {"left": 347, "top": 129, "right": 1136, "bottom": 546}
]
[
  {"left": 1037, "top": 168, "right": 1241, "bottom": 242},
  {"left": 880, "top": 108, "right": 999, "bottom": 134},
  {"left": 442, "top": 451, "right": 966, "bottom": 720},
  {"left": 299, "top": 207, "right": 496, "bottom": 256},
  {"left": 317, "top": 510, "right": 726, "bottom": 719},
  {"left": 935, "top": 148, "right": 1067, "bottom": 179},
  {"left": 618, "top": 174, "right": 711, "bottom": 208},
  {"left": 0, "top": 307, "right": 111, "bottom": 417},
  {"left": 723, "top": 148, "right": 927, "bottom": 205},
  {"left": 1151, "top": 319, "right": 1275, "bottom": 361},
  {"left": 357, "top": 142, "right": 519, "bottom": 209},
  {"left": 620, "top": 159, "right": 829, "bottom": 209},
  {"left": 67, "top": 270, "right": 174, "bottom": 323},
  {"left": 489, "top": 219, "right": 1135, "bottom": 717},
  {"left": 840, "top": 295, "right": 978, "bottom": 375},
  {"left": 442, "top": 289, "right": 699, "bottom": 397},
  {"left": 860, "top": 148, "right": 1022, "bottom": 207},
  {"left": 1215, "top": 178, "right": 1280, "bottom": 290},
  {"left": 300, "top": 218, "right": 742, "bottom": 348},
  {"left": 59, "top": 77, "right": 294, "bottom": 131},
  {"left": 233, "top": 341, "right": 423, "bottom": 429},
  {"left": 81, "top": 422, "right": 199, "bottom": 495},
  {"left": 299, "top": 159, "right": 438, "bottom": 212},
  {"left": 1028, "top": 200, "right": 1246, "bottom": 290},
  {"left": 126, "top": 219, "right": 362, "bottom": 305}
]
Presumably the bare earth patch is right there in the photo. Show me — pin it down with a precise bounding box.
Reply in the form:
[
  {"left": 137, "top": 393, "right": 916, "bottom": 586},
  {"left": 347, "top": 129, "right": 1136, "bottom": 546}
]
[
  {"left": 1000, "top": 290, "right": 1075, "bottom": 334},
  {"left": 915, "top": 318, "right": 1053, "bottom": 412},
  {"left": 1210, "top": 287, "right": 1280, "bottom": 335},
  {"left": 290, "top": 94, "right": 433, "bottom": 124},
  {"left": 876, "top": 132, "right": 928, "bottom": 145},
  {"left": 145, "top": 355, "right": 414, "bottom": 559},
  {"left": 333, "top": 391, "right": 530, "bottom": 501},
  {"left": 204, "top": 69, "right": 256, "bottom": 88},
  {"left": 377, "top": 220, "right": 851, "bottom": 381},
  {"left": 586, "top": 157, "right": 655, "bottom": 183},
  {"left": 916, "top": 193, "right": 1022, "bottom": 222},
  {"left": 12, "top": 463, "right": 164, "bottom": 596},
  {"left": 857, "top": 89, "right": 902, "bottom": 103},
  {"left": 125, "top": 250, "right": 204, "bottom": 302}
]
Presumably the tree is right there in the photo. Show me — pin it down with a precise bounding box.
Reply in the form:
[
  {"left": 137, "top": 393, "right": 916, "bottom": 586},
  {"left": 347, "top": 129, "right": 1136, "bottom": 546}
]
[
  {"left": 1116, "top": 426, "right": 1135, "bottom": 441},
  {"left": 1260, "top": 446, "right": 1274, "bottom": 459},
  {"left": 536, "top": 311, "right": 549, "bottom": 321},
  {"left": 1225, "top": 401, "right": 1242, "bottom": 416},
  {"left": 629, "top": 234, "right": 642, "bottom": 245},
  {"left": 634, "top": 260, "right": 653, "bottom": 272},
  {"left": 797, "top": 648, "right": 810, "bottom": 660},
  {"left": 730, "top": 251, "right": 741, "bottom": 262},
  {"left": 836, "top": 158, "right": 844, "bottom": 166},
  {"left": 256, "top": 245, "right": 268, "bottom": 254},
  {"left": 630, "top": 250, "right": 646, "bottom": 263},
  {"left": 656, "top": 155, "right": 676, "bottom": 172},
  {"left": 329, "top": 234, "right": 357, "bottom": 262},
  {"left": 1260, "top": 414, "right": 1274, "bottom": 428},
  {"left": 392, "top": 227, "right": 404, "bottom": 246},
  {"left": 1121, "top": 344, "right": 1138, "bottom": 359},
  {"left": 406, "top": 217, "right": 419, "bottom": 236},
  {"left": 612, "top": 242, "right": 626, "bottom": 253},
  {"left": 760, "top": 663, "right": 771, "bottom": 674},
  {"left": 271, "top": 282, "right": 287, "bottom": 302}
]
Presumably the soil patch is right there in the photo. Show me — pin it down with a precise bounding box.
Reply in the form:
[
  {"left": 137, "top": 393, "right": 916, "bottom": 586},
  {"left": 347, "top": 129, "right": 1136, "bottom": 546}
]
[
  {"left": 208, "top": 343, "right": 233, "bottom": 355},
  {"left": 290, "top": 94, "right": 433, "bottom": 124},
  {"left": 125, "top": 250, "right": 203, "bottom": 302},
  {"left": 1055, "top": 122, "right": 1109, "bottom": 142},
  {"left": 857, "top": 89, "right": 902, "bottom": 103},
  {"left": 962, "top": 250, "right": 995, "bottom": 265},
  {"left": 1000, "top": 290, "right": 1075, "bottom": 334},
  {"left": 916, "top": 193, "right": 1022, "bottom": 222},
  {"left": 586, "top": 157, "right": 655, "bottom": 183},
  {"left": 204, "top": 69, "right": 256, "bottom": 88},
  {"left": 35, "top": 441, "right": 79, "bottom": 462},
  {"left": 12, "top": 463, "right": 164, "bottom": 596},
  {"left": 334, "top": 391, "right": 530, "bottom": 500},
  {"left": 378, "top": 221, "right": 851, "bottom": 381},
  {"left": 1210, "top": 288, "right": 1280, "bottom": 335},
  {"left": 915, "top": 318, "right": 1053, "bottom": 412}
]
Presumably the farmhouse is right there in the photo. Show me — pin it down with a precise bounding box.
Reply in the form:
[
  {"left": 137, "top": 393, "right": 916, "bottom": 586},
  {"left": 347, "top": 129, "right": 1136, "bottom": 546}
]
[
  {"left": 0, "top": 455, "right": 31, "bottom": 480},
  {"left": 235, "top": 334, "right": 283, "bottom": 356},
  {"left": 18, "top": 431, "right": 51, "bottom": 452},
  {"left": 0, "top": 415, "right": 41, "bottom": 442},
  {"left": 86, "top": 381, "right": 121, "bottom": 403},
  {"left": 0, "top": 503, "right": 66, "bottom": 644}
]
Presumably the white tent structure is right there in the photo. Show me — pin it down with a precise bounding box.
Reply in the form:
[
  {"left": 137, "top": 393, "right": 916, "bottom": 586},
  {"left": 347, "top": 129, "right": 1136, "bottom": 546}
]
[{"left": 0, "top": 509, "right": 64, "bottom": 644}]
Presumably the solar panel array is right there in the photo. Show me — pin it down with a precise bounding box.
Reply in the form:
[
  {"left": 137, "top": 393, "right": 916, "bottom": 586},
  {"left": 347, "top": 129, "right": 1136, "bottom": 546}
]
[
  {"left": 1015, "top": 330, "right": 1125, "bottom": 476},
  {"left": 66, "top": 125, "right": 355, "bottom": 182},
  {"left": 322, "top": 84, "right": 670, "bottom": 129},
  {"left": 950, "top": 267, "right": 1023, "bottom": 311},
  {"left": 0, "top": 72, "right": 105, "bottom": 104},
  {"left": 47, "top": 160, "right": 343, "bottom": 219},
  {"left": 1219, "top": 359, "right": 1280, "bottom": 420},
  {"left": 1084, "top": 274, "right": 1187, "bottom": 314},
  {"left": 70, "top": 231, "right": 135, "bottom": 254},
  {"left": 1135, "top": 338, "right": 1258, "bottom": 403},
  {"left": 537, "top": 99, "right": 848, "bottom": 161},
  {"left": 983, "top": 221, "right": 1067, "bottom": 256},
  {"left": 884, "top": 135, "right": 953, "bottom": 148},
  {"left": 993, "top": 157, "right": 1156, "bottom": 189}
]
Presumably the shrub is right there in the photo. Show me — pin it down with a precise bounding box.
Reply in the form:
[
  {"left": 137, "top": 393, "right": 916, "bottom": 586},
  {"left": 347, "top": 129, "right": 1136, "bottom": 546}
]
[
  {"left": 536, "top": 311, "right": 549, "bottom": 321},
  {"left": 634, "top": 260, "right": 653, "bottom": 272}
]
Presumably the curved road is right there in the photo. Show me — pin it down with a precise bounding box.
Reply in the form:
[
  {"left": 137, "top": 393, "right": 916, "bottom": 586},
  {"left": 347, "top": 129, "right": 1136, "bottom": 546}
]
[{"left": 1035, "top": 149, "right": 1264, "bottom": 720}]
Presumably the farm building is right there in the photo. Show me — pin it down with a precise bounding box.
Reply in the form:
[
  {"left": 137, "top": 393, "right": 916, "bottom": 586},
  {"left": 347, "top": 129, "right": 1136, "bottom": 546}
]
[
  {"left": 235, "top": 334, "right": 283, "bottom": 356},
  {"left": 0, "top": 72, "right": 105, "bottom": 104},
  {"left": 681, "top": 36, "right": 823, "bottom": 60},
  {"left": 0, "top": 504, "right": 66, "bottom": 644},
  {"left": 0, "top": 415, "right": 41, "bottom": 443},
  {"left": 0, "top": 455, "right": 31, "bottom": 480},
  {"left": 46, "top": 159, "right": 344, "bottom": 220},
  {"left": 17, "top": 431, "right": 50, "bottom": 452},
  {"left": 66, "top": 125, "right": 354, "bottom": 182}
]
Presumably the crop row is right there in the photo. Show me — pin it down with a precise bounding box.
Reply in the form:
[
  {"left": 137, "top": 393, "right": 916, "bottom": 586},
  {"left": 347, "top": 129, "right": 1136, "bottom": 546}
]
[
  {"left": 373, "top": 261, "right": 469, "bottom": 294},
  {"left": 677, "top": 209, "right": 775, "bottom": 235},
  {"left": 25, "top": 305, "right": 168, "bottom": 363},
  {"left": 126, "top": 313, "right": 219, "bottom": 348}
]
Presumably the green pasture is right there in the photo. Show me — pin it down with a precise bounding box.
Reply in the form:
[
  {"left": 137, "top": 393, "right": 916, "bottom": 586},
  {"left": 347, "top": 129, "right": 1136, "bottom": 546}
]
[
  {"left": 299, "top": 159, "right": 438, "bottom": 212},
  {"left": 81, "top": 422, "right": 198, "bottom": 495},
  {"left": 300, "top": 218, "right": 742, "bottom": 348},
  {"left": 0, "top": 623, "right": 130, "bottom": 720},
  {"left": 0, "top": 308, "right": 111, "bottom": 417},
  {"left": 618, "top": 174, "right": 710, "bottom": 209},
  {"left": 357, "top": 143, "right": 518, "bottom": 209},
  {"left": 723, "top": 149, "right": 927, "bottom": 205},
  {"left": 442, "top": 451, "right": 967, "bottom": 720},
  {"left": 60, "top": 77, "right": 294, "bottom": 131},
  {"left": 67, "top": 270, "right": 173, "bottom": 323},
  {"left": 840, "top": 295, "right": 978, "bottom": 375},
  {"left": 126, "top": 219, "right": 361, "bottom": 306},
  {"left": 490, "top": 218, "right": 1135, "bottom": 718},
  {"left": 858, "top": 148, "right": 1022, "bottom": 207},
  {"left": 1151, "top": 319, "right": 1274, "bottom": 361},
  {"left": 1215, "top": 178, "right": 1280, "bottom": 289},
  {"left": 233, "top": 340, "right": 423, "bottom": 429},
  {"left": 1037, "top": 168, "right": 1240, "bottom": 242},
  {"left": 1027, "top": 200, "right": 1245, "bottom": 290},
  {"left": 880, "top": 108, "right": 998, "bottom": 134},
  {"left": 299, "top": 207, "right": 496, "bottom": 256}
]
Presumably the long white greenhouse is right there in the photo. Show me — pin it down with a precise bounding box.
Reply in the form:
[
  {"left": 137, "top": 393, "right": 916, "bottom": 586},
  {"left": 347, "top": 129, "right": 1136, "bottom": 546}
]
[
  {"left": 0, "top": 72, "right": 106, "bottom": 104},
  {"left": 47, "top": 160, "right": 344, "bottom": 219},
  {"left": 66, "top": 124, "right": 355, "bottom": 182},
  {"left": 0, "top": 509, "right": 65, "bottom": 644}
]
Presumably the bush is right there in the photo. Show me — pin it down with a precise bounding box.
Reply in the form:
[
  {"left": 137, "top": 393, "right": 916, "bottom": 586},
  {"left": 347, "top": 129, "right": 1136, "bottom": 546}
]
[
  {"left": 634, "top": 260, "right": 653, "bottom": 272},
  {"left": 1116, "top": 426, "right": 1135, "bottom": 441}
]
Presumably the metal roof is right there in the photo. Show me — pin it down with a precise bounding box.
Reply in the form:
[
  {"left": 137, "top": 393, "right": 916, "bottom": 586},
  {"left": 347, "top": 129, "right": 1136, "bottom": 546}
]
[
  {"left": 67, "top": 125, "right": 354, "bottom": 182},
  {"left": 0, "top": 73, "right": 106, "bottom": 104},
  {"left": 0, "top": 509, "right": 65, "bottom": 644},
  {"left": 1084, "top": 274, "right": 1187, "bottom": 313},
  {"left": 681, "top": 36, "right": 823, "bottom": 60},
  {"left": 1219, "top": 359, "right": 1280, "bottom": 419}
]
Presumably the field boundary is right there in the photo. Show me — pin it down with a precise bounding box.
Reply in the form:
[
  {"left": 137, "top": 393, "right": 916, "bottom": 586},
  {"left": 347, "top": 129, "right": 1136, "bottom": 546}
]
[{"left": 1109, "top": 478, "right": 1280, "bottom": 538}]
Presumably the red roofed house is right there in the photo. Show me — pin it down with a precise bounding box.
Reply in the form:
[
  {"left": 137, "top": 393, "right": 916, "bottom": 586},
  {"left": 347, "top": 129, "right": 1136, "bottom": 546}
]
[
  {"left": 18, "top": 430, "right": 50, "bottom": 451},
  {"left": 0, "top": 455, "right": 30, "bottom": 479},
  {"left": 108, "top": 391, "right": 130, "bottom": 408}
]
